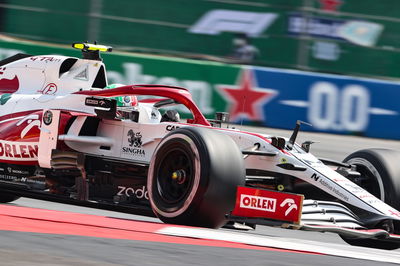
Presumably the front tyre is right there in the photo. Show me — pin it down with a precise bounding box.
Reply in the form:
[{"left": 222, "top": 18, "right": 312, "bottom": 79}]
[
  {"left": 341, "top": 148, "right": 400, "bottom": 250},
  {"left": 343, "top": 149, "right": 400, "bottom": 210},
  {"left": 147, "top": 127, "right": 245, "bottom": 228}
]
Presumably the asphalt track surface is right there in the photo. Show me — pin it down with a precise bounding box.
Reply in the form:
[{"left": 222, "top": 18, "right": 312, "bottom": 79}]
[{"left": 2, "top": 126, "right": 400, "bottom": 266}]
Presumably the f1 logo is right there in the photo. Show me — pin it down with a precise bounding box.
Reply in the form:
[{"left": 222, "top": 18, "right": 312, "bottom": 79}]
[{"left": 189, "top": 9, "right": 278, "bottom": 37}]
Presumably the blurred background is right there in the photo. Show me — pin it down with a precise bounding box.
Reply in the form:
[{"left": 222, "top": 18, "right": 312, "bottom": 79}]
[{"left": 0, "top": 0, "right": 399, "bottom": 139}]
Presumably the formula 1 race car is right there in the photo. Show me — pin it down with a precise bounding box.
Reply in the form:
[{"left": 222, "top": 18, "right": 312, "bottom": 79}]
[{"left": 1, "top": 43, "right": 400, "bottom": 250}]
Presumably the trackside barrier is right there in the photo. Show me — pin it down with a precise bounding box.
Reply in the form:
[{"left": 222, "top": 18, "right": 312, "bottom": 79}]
[{"left": 0, "top": 40, "right": 399, "bottom": 139}]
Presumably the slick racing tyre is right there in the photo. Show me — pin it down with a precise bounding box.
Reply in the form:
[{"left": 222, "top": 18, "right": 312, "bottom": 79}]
[
  {"left": 341, "top": 148, "right": 400, "bottom": 250},
  {"left": 343, "top": 149, "right": 400, "bottom": 210},
  {"left": 0, "top": 192, "right": 20, "bottom": 203},
  {"left": 147, "top": 127, "right": 245, "bottom": 229}
]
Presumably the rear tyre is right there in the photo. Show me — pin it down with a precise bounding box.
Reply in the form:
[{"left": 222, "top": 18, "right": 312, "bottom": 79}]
[
  {"left": 0, "top": 193, "right": 20, "bottom": 203},
  {"left": 340, "top": 148, "right": 400, "bottom": 250},
  {"left": 147, "top": 127, "right": 245, "bottom": 228}
]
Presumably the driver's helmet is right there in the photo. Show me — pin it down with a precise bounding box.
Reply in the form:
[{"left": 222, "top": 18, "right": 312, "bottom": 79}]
[{"left": 105, "top": 84, "right": 138, "bottom": 107}]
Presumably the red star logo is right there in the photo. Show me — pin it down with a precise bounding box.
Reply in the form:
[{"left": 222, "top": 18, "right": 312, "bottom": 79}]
[
  {"left": 319, "top": 0, "right": 343, "bottom": 12},
  {"left": 217, "top": 70, "right": 277, "bottom": 121}
]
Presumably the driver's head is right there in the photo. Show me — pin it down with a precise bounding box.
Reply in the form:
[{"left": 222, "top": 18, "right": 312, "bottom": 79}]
[{"left": 161, "top": 109, "right": 180, "bottom": 122}]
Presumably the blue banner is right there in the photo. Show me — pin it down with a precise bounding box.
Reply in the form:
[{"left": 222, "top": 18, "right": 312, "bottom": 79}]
[{"left": 252, "top": 67, "right": 400, "bottom": 139}]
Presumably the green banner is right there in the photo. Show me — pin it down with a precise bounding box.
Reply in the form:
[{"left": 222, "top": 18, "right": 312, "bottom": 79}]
[
  {"left": 2, "top": 39, "right": 400, "bottom": 140},
  {"left": 0, "top": 40, "right": 240, "bottom": 118},
  {"left": 3, "top": 0, "right": 400, "bottom": 79}
]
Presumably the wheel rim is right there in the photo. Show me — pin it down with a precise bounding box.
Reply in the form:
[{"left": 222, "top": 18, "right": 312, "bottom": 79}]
[
  {"left": 346, "top": 158, "right": 385, "bottom": 201},
  {"left": 147, "top": 133, "right": 202, "bottom": 218},
  {"left": 156, "top": 146, "right": 194, "bottom": 205}
]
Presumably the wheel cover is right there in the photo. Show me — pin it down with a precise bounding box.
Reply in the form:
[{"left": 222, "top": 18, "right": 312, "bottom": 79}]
[{"left": 156, "top": 147, "right": 194, "bottom": 204}]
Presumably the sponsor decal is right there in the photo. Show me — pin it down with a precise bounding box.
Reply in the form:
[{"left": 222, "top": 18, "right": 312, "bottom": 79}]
[
  {"left": 280, "top": 81, "right": 397, "bottom": 132},
  {"left": 128, "top": 129, "right": 142, "bottom": 147},
  {"left": 280, "top": 198, "right": 298, "bottom": 216},
  {"left": 6, "top": 168, "right": 29, "bottom": 175},
  {"left": 342, "top": 183, "right": 365, "bottom": 192},
  {"left": 0, "top": 174, "right": 17, "bottom": 181},
  {"left": 288, "top": 13, "right": 345, "bottom": 40},
  {"left": 311, "top": 173, "right": 350, "bottom": 202},
  {"left": 389, "top": 209, "right": 400, "bottom": 218},
  {"left": 166, "top": 125, "right": 180, "bottom": 131},
  {"left": 25, "top": 177, "right": 46, "bottom": 186},
  {"left": 0, "top": 140, "right": 38, "bottom": 161},
  {"left": 122, "top": 147, "right": 145, "bottom": 156},
  {"left": 0, "top": 75, "right": 19, "bottom": 93},
  {"left": 239, "top": 194, "right": 276, "bottom": 212},
  {"left": 85, "top": 97, "right": 114, "bottom": 109},
  {"left": 122, "top": 130, "right": 145, "bottom": 157},
  {"left": 359, "top": 194, "right": 375, "bottom": 199},
  {"left": 189, "top": 9, "right": 278, "bottom": 37},
  {"left": 116, "top": 185, "right": 149, "bottom": 200},
  {"left": 74, "top": 66, "right": 89, "bottom": 81},
  {"left": 16, "top": 115, "right": 41, "bottom": 139},
  {"left": 335, "top": 179, "right": 382, "bottom": 204},
  {"left": 43, "top": 110, "right": 53, "bottom": 125},
  {"left": 0, "top": 174, "right": 45, "bottom": 187},
  {"left": 311, "top": 173, "right": 320, "bottom": 181},
  {"left": 30, "top": 56, "right": 61, "bottom": 63},
  {"left": 232, "top": 186, "right": 303, "bottom": 224},
  {"left": 38, "top": 83, "right": 58, "bottom": 95},
  {"left": 217, "top": 69, "right": 277, "bottom": 122}
]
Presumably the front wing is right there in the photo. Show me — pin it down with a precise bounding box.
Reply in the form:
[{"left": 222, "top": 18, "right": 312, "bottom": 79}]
[{"left": 231, "top": 186, "right": 400, "bottom": 244}]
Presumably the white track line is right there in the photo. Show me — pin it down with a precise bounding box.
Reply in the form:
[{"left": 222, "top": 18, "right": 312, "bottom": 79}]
[{"left": 157, "top": 227, "right": 400, "bottom": 264}]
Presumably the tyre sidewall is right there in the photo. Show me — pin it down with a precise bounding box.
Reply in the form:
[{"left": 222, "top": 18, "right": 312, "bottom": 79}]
[
  {"left": 344, "top": 149, "right": 400, "bottom": 210},
  {"left": 148, "top": 127, "right": 245, "bottom": 228},
  {"left": 148, "top": 131, "right": 206, "bottom": 218}
]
